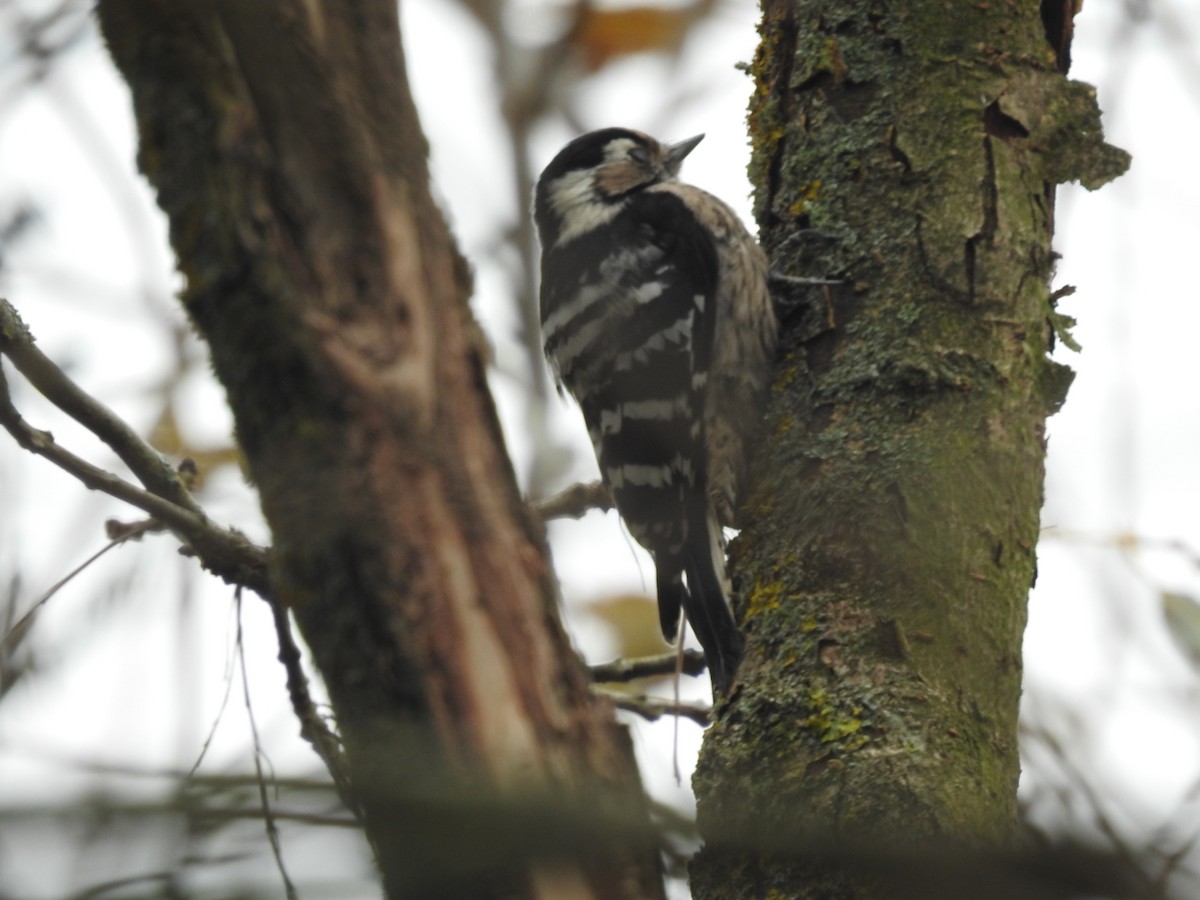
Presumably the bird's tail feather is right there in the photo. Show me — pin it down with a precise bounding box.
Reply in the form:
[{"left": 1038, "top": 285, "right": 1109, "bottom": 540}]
[
  {"left": 682, "top": 508, "right": 743, "bottom": 694},
  {"left": 656, "top": 567, "right": 685, "bottom": 642}
]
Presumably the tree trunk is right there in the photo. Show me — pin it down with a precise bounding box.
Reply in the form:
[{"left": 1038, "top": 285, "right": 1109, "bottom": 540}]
[
  {"left": 96, "top": 3, "right": 664, "bottom": 898},
  {"left": 692, "top": 1, "right": 1127, "bottom": 897}
]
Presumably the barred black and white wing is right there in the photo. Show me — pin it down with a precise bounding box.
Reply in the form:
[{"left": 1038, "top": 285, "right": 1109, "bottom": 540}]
[
  {"left": 659, "top": 183, "right": 777, "bottom": 531},
  {"left": 540, "top": 190, "right": 744, "bottom": 693}
]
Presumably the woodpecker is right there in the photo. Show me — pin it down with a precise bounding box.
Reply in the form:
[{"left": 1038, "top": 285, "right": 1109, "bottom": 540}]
[{"left": 534, "top": 128, "right": 776, "bottom": 694}]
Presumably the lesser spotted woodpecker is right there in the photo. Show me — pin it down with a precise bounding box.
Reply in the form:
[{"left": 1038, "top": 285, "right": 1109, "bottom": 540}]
[{"left": 534, "top": 128, "right": 777, "bottom": 694}]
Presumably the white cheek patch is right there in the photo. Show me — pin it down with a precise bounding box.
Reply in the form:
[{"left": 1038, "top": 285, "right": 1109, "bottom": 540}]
[
  {"left": 547, "top": 168, "right": 593, "bottom": 210},
  {"left": 548, "top": 170, "right": 626, "bottom": 246},
  {"left": 547, "top": 136, "right": 657, "bottom": 247}
]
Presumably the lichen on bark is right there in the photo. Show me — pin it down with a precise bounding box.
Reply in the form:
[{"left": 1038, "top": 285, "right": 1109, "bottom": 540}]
[{"left": 692, "top": 2, "right": 1127, "bottom": 897}]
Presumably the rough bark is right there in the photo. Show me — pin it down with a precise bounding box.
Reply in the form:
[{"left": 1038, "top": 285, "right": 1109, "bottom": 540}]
[
  {"left": 691, "top": 2, "right": 1127, "bottom": 897},
  {"left": 96, "top": 3, "right": 664, "bottom": 898}
]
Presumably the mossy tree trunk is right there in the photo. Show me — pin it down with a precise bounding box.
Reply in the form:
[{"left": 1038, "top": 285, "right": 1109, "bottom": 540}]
[
  {"left": 96, "top": 2, "right": 665, "bottom": 898},
  {"left": 692, "top": 2, "right": 1127, "bottom": 896}
]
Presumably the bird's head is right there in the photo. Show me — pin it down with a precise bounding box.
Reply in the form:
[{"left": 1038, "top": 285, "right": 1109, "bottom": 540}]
[{"left": 533, "top": 128, "right": 704, "bottom": 247}]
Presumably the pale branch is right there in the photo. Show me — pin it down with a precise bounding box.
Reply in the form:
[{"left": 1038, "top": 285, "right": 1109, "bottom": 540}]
[
  {"left": 0, "top": 366, "right": 211, "bottom": 529},
  {"left": 532, "top": 479, "right": 614, "bottom": 520},
  {"left": 0, "top": 800, "right": 360, "bottom": 829},
  {"left": 593, "top": 687, "right": 711, "bottom": 726},
  {"left": 590, "top": 650, "right": 709, "bottom": 683},
  {"left": 768, "top": 272, "right": 844, "bottom": 287},
  {"left": 0, "top": 302, "right": 272, "bottom": 598},
  {"left": 1044, "top": 527, "right": 1200, "bottom": 570},
  {"left": 0, "top": 298, "right": 202, "bottom": 515},
  {"left": 105, "top": 517, "right": 167, "bottom": 542},
  {"left": 168, "top": 807, "right": 360, "bottom": 828}
]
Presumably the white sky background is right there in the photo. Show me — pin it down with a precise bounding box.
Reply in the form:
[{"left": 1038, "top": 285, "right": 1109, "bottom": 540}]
[{"left": 0, "top": 0, "right": 1198, "bottom": 897}]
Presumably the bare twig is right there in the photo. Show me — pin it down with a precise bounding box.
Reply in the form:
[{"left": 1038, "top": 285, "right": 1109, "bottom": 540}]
[
  {"left": 0, "top": 1, "right": 90, "bottom": 115},
  {"left": 768, "top": 273, "right": 844, "bottom": 287},
  {"left": 236, "top": 589, "right": 298, "bottom": 900},
  {"left": 0, "top": 369, "right": 199, "bottom": 528},
  {"left": 1043, "top": 527, "right": 1200, "bottom": 571},
  {"left": 186, "top": 601, "right": 240, "bottom": 781},
  {"left": 0, "top": 743, "right": 347, "bottom": 791},
  {"left": 182, "top": 806, "right": 359, "bottom": 829},
  {"left": 0, "top": 520, "right": 160, "bottom": 669},
  {"left": 1022, "top": 720, "right": 1155, "bottom": 892},
  {"left": 268, "top": 592, "right": 362, "bottom": 822},
  {"left": 590, "top": 650, "right": 708, "bottom": 683},
  {"left": 0, "top": 800, "right": 359, "bottom": 831},
  {"left": 0, "top": 298, "right": 200, "bottom": 513},
  {"left": 1147, "top": 827, "right": 1200, "bottom": 900},
  {"left": 0, "top": 301, "right": 271, "bottom": 597},
  {"left": 594, "top": 687, "right": 710, "bottom": 726},
  {"left": 105, "top": 516, "right": 166, "bottom": 541},
  {"left": 532, "top": 479, "right": 613, "bottom": 520}
]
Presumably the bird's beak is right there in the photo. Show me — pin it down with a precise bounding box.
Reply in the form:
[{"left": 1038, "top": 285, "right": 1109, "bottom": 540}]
[{"left": 663, "top": 133, "right": 704, "bottom": 174}]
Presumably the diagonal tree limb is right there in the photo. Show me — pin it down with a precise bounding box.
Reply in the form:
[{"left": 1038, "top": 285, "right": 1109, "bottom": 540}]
[
  {"left": 0, "top": 304, "right": 271, "bottom": 598},
  {"left": 532, "top": 479, "right": 614, "bottom": 520},
  {"left": 0, "top": 365, "right": 207, "bottom": 529},
  {"left": 594, "top": 689, "right": 711, "bottom": 727},
  {"left": 590, "top": 650, "right": 709, "bottom": 683},
  {"left": 0, "top": 297, "right": 202, "bottom": 514},
  {"left": 0, "top": 318, "right": 357, "bottom": 807}
]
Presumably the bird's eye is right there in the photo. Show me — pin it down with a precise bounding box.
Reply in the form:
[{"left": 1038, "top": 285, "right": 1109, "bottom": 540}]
[{"left": 629, "top": 146, "right": 651, "bottom": 165}]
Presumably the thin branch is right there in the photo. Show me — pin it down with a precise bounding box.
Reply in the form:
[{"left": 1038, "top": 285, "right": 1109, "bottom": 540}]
[
  {"left": 532, "top": 479, "right": 613, "bottom": 520},
  {"left": 0, "top": 298, "right": 201, "bottom": 514},
  {"left": 186, "top": 806, "right": 359, "bottom": 828},
  {"left": 0, "top": 313, "right": 271, "bottom": 597},
  {"left": 590, "top": 650, "right": 708, "bottom": 683},
  {"left": 768, "top": 272, "right": 844, "bottom": 287},
  {"left": 1148, "top": 827, "right": 1200, "bottom": 900},
  {"left": 0, "top": 366, "right": 217, "bottom": 533},
  {"left": 0, "top": 742, "right": 346, "bottom": 790},
  {"left": 236, "top": 589, "right": 298, "bottom": 900},
  {"left": 0, "top": 802, "right": 359, "bottom": 830},
  {"left": 60, "top": 871, "right": 177, "bottom": 900},
  {"left": 1023, "top": 721, "right": 1155, "bottom": 892},
  {"left": 1044, "top": 527, "right": 1200, "bottom": 570},
  {"left": 594, "top": 687, "right": 711, "bottom": 726},
  {"left": 0, "top": 298, "right": 359, "bottom": 851},
  {"left": 268, "top": 592, "right": 363, "bottom": 823},
  {"left": 1, "top": 520, "right": 158, "bottom": 667},
  {"left": 185, "top": 600, "right": 240, "bottom": 781}
]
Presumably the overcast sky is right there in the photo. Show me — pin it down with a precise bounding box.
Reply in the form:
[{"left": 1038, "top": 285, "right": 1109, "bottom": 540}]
[{"left": 1, "top": 1, "right": 1199, "bottom": 896}]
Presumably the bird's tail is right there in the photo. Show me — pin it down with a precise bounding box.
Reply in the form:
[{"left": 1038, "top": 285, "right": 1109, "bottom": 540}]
[
  {"left": 681, "top": 505, "right": 744, "bottom": 695},
  {"left": 656, "top": 567, "right": 685, "bottom": 642}
]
